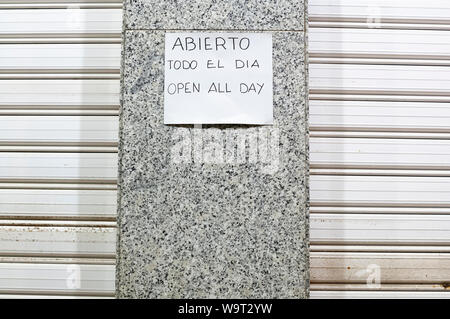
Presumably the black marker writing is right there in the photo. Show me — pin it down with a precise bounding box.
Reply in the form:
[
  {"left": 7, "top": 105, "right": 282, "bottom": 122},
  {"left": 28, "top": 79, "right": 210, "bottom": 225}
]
[{"left": 171, "top": 36, "right": 251, "bottom": 51}]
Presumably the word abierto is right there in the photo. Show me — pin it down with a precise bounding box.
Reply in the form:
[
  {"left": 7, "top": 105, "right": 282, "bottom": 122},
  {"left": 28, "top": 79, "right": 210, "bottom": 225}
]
[
  {"left": 171, "top": 36, "right": 251, "bottom": 51},
  {"left": 166, "top": 82, "right": 265, "bottom": 95}
]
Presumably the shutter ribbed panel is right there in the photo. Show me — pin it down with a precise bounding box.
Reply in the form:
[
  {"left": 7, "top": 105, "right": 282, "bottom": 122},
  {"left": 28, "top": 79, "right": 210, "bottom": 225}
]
[
  {"left": 309, "top": 0, "right": 450, "bottom": 298},
  {"left": 0, "top": 1, "right": 121, "bottom": 298}
]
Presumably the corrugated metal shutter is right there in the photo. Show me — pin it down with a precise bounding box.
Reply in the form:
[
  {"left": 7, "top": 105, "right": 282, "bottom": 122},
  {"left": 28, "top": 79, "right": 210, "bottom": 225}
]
[
  {"left": 0, "top": 0, "right": 121, "bottom": 298},
  {"left": 309, "top": 0, "right": 450, "bottom": 298}
]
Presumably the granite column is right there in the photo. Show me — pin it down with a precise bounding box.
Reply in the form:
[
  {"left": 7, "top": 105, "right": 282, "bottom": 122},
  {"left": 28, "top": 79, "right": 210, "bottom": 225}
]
[{"left": 116, "top": 0, "right": 310, "bottom": 298}]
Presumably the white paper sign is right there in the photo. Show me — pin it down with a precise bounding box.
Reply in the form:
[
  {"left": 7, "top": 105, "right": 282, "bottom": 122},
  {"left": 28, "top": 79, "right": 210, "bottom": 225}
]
[{"left": 164, "top": 32, "right": 273, "bottom": 124}]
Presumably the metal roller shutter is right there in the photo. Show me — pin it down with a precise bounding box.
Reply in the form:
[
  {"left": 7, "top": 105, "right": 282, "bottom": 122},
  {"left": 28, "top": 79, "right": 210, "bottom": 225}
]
[
  {"left": 0, "top": 0, "right": 121, "bottom": 298},
  {"left": 309, "top": 0, "right": 450, "bottom": 298}
]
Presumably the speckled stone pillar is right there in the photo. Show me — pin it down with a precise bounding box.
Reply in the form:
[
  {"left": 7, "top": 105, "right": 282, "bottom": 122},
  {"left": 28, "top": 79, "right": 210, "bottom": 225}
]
[{"left": 116, "top": 0, "right": 309, "bottom": 298}]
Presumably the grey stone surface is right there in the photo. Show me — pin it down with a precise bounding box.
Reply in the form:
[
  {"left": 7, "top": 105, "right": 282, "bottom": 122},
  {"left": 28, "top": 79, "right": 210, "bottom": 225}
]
[
  {"left": 117, "top": 0, "right": 309, "bottom": 299},
  {"left": 116, "top": 29, "right": 309, "bottom": 298},
  {"left": 124, "top": 0, "right": 305, "bottom": 31}
]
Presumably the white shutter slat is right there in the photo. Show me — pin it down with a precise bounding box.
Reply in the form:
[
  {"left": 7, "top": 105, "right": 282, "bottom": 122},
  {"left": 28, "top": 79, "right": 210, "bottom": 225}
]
[
  {"left": 0, "top": 44, "right": 121, "bottom": 71},
  {"left": 0, "top": 153, "right": 117, "bottom": 181},
  {"left": 310, "top": 28, "right": 450, "bottom": 57},
  {"left": 311, "top": 291, "right": 450, "bottom": 299},
  {"left": 311, "top": 214, "right": 450, "bottom": 245},
  {"left": 0, "top": 0, "right": 123, "bottom": 4},
  {"left": 311, "top": 175, "right": 450, "bottom": 207},
  {"left": 309, "top": 0, "right": 450, "bottom": 21},
  {"left": 311, "top": 206, "right": 450, "bottom": 215},
  {"left": 310, "top": 64, "right": 450, "bottom": 93},
  {"left": 0, "top": 116, "right": 118, "bottom": 144},
  {"left": 311, "top": 252, "right": 450, "bottom": 283},
  {"left": 310, "top": 100, "right": 450, "bottom": 132},
  {"left": 311, "top": 245, "right": 450, "bottom": 253},
  {"left": 311, "top": 138, "right": 450, "bottom": 169},
  {"left": 0, "top": 294, "right": 113, "bottom": 299},
  {"left": 0, "top": 226, "right": 116, "bottom": 257},
  {"left": 0, "top": 263, "right": 114, "bottom": 295},
  {"left": 0, "top": 80, "right": 119, "bottom": 106},
  {"left": 0, "top": 9, "right": 122, "bottom": 35},
  {"left": 0, "top": 189, "right": 116, "bottom": 219}
]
